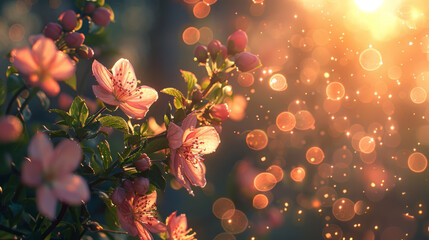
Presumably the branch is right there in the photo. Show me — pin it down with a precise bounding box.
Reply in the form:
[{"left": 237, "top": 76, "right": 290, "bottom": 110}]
[{"left": 40, "top": 204, "right": 68, "bottom": 239}]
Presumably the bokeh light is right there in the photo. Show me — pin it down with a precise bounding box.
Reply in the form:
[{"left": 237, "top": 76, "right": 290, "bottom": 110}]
[
  {"left": 269, "top": 73, "right": 288, "bottom": 91},
  {"left": 246, "top": 129, "right": 268, "bottom": 150},
  {"left": 276, "top": 111, "right": 296, "bottom": 132},
  {"left": 306, "top": 146, "right": 325, "bottom": 165},
  {"left": 213, "top": 198, "right": 235, "bottom": 219},
  {"left": 253, "top": 194, "right": 269, "bottom": 209},
  {"left": 408, "top": 152, "right": 428, "bottom": 173},
  {"left": 182, "top": 27, "right": 200, "bottom": 45},
  {"left": 332, "top": 198, "right": 356, "bottom": 222},
  {"left": 221, "top": 209, "right": 248, "bottom": 234},
  {"left": 326, "top": 82, "right": 345, "bottom": 101},
  {"left": 290, "top": 167, "right": 306, "bottom": 182},
  {"left": 359, "top": 48, "right": 382, "bottom": 71},
  {"left": 254, "top": 172, "right": 277, "bottom": 191}
]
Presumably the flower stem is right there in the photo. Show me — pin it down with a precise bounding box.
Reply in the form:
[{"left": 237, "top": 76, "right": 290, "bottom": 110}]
[
  {"left": 40, "top": 203, "right": 68, "bottom": 239},
  {"left": 86, "top": 106, "right": 107, "bottom": 124},
  {"left": 0, "top": 224, "right": 25, "bottom": 237},
  {"left": 5, "top": 86, "right": 27, "bottom": 115}
]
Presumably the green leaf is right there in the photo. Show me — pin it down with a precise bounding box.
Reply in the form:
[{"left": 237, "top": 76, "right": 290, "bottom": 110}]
[
  {"left": 69, "top": 96, "right": 89, "bottom": 126},
  {"left": 180, "top": 70, "right": 197, "bottom": 96},
  {"left": 84, "top": 121, "right": 102, "bottom": 139},
  {"left": 45, "top": 129, "right": 68, "bottom": 138},
  {"left": 173, "top": 97, "right": 183, "bottom": 109},
  {"left": 143, "top": 137, "right": 168, "bottom": 154},
  {"left": 6, "top": 66, "right": 18, "bottom": 77},
  {"left": 160, "top": 88, "right": 185, "bottom": 100},
  {"left": 64, "top": 74, "right": 77, "bottom": 91},
  {"left": 173, "top": 108, "right": 186, "bottom": 123},
  {"left": 6, "top": 74, "right": 24, "bottom": 94},
  {"left": 0, "top": 79, "right": 6, "bottom": 106},
  {"left": 36, "top": 91, "right": 50, "bottom": 110},
  {"left": 49, "top": 109, "right": 74, "bottom": 126},
  {"left": 148, "top": 165, "right": 166, "bottom": 191},
  {"left": 98, "top": 115, "right": 129, "bottom": 133},
  {"left": 98, "top": 140, "right": 112, "bottom": 169}
]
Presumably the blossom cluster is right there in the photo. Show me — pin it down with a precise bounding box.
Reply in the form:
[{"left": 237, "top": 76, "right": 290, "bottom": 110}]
[{"left": 0, "top": 1, "right": 261, "bottom": 239}]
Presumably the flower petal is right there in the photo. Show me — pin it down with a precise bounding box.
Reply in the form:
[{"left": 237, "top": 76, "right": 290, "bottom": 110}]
[
  {"left": 50, "top": 51, "right": 75, "bottom": 80},
  {"left": 171, "top": 155, "right": 194, "bottom": 196},
  {"left": 181, "top": 113, "right": 197, "bottom": 131},
  {"left": 48, "top": 139, "right": 82, "bottom": 175},
  {"left": 183, "top": 158, "right": 207, "bottom": 188},
  {"left": 92, "top": 85, "right": 120, "bottom": 106},
  {"left": 32, "top": 37, "right": 57, "bottom": 70},
  {"left": 12, "top": 47, "right": 38, "bottom": 76},
  {"left": 112, "top": 58, "right": 137, "bottom": 91},
  {"left": 53, "top": 174, "right": 90, "bottom": 205},
  {"left": 123, "top": 86, "right": 158, "bottom": 107},
  {"left": 21, "top": 159, "right": 43, "bottom": 187},
  {"left": 29, "top": 132, "right": 53, "bottom": 163},
  {"left": 119, "top": 102, "right": 148, "bottom": 120},
  {"left": 187, "top": 126, "right": 220, "bottom": 154},
  {"left": 167, "top": 123, "right": 183, "bottom": 150},
  {"left": 142, "top": 219, "right": 167, "bottom": 233},
  {"left": 136, "top": 222, "right": 154, "bottom": 240},
  {"left": 117, "top": 202, "right": 139, "bottom": 236},
  {"left": 92, "top": 59, "right": 113, "bottom": 91},
  {"left": 40, "top": 77, "right": 60, "bottom": 97},
  {"left": 133, "top": 191, "right": 157, "bottom": 212},
  {"left": 37, "top": 185, "right": 57, "bottom": 220}
]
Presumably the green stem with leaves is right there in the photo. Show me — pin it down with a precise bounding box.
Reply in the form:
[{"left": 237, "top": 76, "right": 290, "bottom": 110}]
[{"left": 40, "top": 204, "right": 68, "bottom": 239}]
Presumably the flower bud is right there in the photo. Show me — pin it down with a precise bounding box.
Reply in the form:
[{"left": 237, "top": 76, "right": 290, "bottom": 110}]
[
  {"left": 64, "top": 32, "right": 85, "bottom": 48},
  {"left": 194, "top": 45, "right": 208, "bottom": 63},
  {"left": 210, "top": 104, "right": 229, "bottom": 121},
  {"left": 133, "top": 177, "right": 150, "bottom": 195},
  {"left": 78, "top": 45, "right": 94, "bottom": 59},
  {"left": 0, "top": 116, "right": 22, "bottom": 143},
  {"left": 110, "top": 187, "right": 126, "bottom": 205},
  {"left": 59, "top": 10, "right": 77, "bottom": 31},
  {"left": 43, "top": 23, "right": 63, "bottom": 41},
  {"left": 208, "top": 40, "right": 222, "bottom": 59},
  {"left": 134, "top": 153, "right": 151, "bottom": 172},
  {"left": 84, "top": 3, "right": 96, "bottom": 14},
  {"left": 122, "top": 179, "right": 134, "bottom": 193},
  {"left": 191, "top": 89, "right": 203, "bottom": 104},
  {"left": 227, "top": 30, "right": 248, "bottom": 55},
  {"left": 220, "top": 45, "right": 228, "bottom": 59},
  {"left": 235, "top": 52, "right": 261, "bottom": 72},
  {"left": 92, "top": 7, "right": 111, "bottom": 27}
]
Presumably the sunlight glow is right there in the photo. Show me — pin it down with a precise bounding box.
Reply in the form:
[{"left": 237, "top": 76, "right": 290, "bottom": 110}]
[{"left": 354, "top": 0, "right": 383, "bottom": 12}]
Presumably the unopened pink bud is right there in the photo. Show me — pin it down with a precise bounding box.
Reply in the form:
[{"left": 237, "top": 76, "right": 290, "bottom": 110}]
[
  {"left": 235, "top": 52, "right": 261, "bottom": 72},
  {"left": 194, "top": 45, "right": 208, "bottom": 63},
  {"left": 110, "top": 187, "right": 126, "bottom": 205},
  {"left": 227, "top": 30, "right": 248, "bottom": 55},
  {"left": 133, "top": 177, "right": 149, "bottom": 195},
  {"left": 64, "top": 32, "right": 85, "bottom": 48},
  {"left": 78, "top": 45, "right": 94, "bottom": 59},
  {"left": 92, "top": 7, "right": 111, "bottom": 27},
  {"left": 84, "top": 3, "right": 96, "bottom": 14},
  {"left": 134, "top": 153, "right": 151, "bottom": 172},
  {"left": 122, "top": 180, "right": 134, "bottom": 193},
  {"left": 0, "top": 116, "right": 23, "bottom": 143},
  {"left": 208, "top": 40, "right": 223, "bottom": 59},
  {"left": 43, "top": 23, "right": 63, "bottom": 41},
  {"left": 59, "top": 10, "right": 77, "bottom": 31},
  {"left": 210, "top": 104, "right": 229, "bottom": 121}
]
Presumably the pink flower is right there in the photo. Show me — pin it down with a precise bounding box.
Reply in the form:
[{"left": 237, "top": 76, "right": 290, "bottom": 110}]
[
  {"left": 166, "top": 212, "right": 196, "bottom": 240},
  {"left": 167, "top": 113, "right": 220, "bottom": 196},
  {"left": 148, "top": 117, "right": 166, "bottom": 135},
  {"left": 209, "top": 104, "right": 229, "bottom": 121},
  {"left": 92, "top": 59, "right": 158, "bottom": 120},
  {"left": 0, "top": 115, "right": 23, "bottom": 143},
  {"left": 21, "top": 133, "right": 89, "bottom": 219},
  {"left": 135, "top": 153, "right": 151, "bottom": 172},
  {"left": 117, "top": 191, "right": 166, "bottom": 240},
  {"left": 12, "top": 37, "right": 75, "bottom": 96}
]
